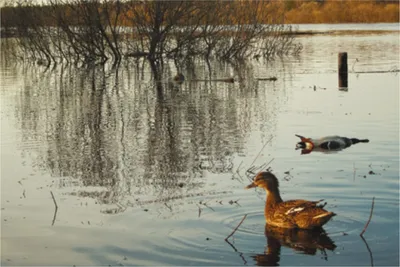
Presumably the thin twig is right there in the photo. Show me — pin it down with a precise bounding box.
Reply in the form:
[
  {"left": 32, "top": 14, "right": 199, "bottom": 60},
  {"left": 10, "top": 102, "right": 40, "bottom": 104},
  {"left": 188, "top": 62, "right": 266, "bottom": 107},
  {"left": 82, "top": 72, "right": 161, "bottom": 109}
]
[
  {"left": 225, "top": 214, "right": 247, "bottom": 241},
  {"left": 245, "top": 158, "right": 274, "bottom": 179},
  {"left": 50, "top": 191, "right": 58, "bottom": 209},
  {"left": 196, "top": 204, "right": 202, "bottom": 218},
  {"left": 236, "top": 160, "right": 243, "bottom": 174},
  {"left": 248, "top": 137, "right": 273, "bottom": 168},
  {"left": 265, "top": 158, "right": 275, "bottom": 169},
  {"left": 246, "top": 165, "right": 256, "bottom": 175},
  {"left": 203, "top": 203, "right": 215, "bottom": 212},
  {"left": 360, "top": 197, "right": 375, "bottom": 236},
  {"left": 50, "top": 191, "right": 58, "bottom": 226},
  {"left": 236, "top": 171, "right": 244, "bottom": 182},
  {"left": 164, "top": 202, "right": 172, "bottom": 212},
  {"left": 351, "top": 58, "right": 359, "bottom": 72},
  {"left": 353, "top": 162, "right": 356, "bottom": 181},
  {"left": 354, "top": 70, "right": 400, "bottom": 74},
  {"left": 224, "top": 238, "right": 248, "bottom": 265},
  {"left": 360, "top": 234, "right": 374, "bottom": 267}
]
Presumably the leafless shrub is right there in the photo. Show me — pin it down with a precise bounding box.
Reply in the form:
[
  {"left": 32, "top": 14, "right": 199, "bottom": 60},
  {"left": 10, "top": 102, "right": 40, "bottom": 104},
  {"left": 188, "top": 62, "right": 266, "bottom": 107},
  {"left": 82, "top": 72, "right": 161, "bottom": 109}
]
[{"left": 2, "top": 0, "right": 302, "bottom": 66}]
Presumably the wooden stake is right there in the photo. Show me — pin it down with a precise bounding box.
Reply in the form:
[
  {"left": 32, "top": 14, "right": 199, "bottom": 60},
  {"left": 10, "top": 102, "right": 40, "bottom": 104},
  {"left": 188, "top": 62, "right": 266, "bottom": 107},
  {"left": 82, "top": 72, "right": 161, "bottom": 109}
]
[{"left": 338, "top": 52, "right": 348, "bottom": 89}]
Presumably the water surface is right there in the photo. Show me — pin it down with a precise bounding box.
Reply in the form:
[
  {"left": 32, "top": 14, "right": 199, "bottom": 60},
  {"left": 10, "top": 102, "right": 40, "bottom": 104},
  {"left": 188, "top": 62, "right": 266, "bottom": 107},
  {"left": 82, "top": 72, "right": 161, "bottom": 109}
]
[{"left": 1, "top": 24, "right": 399, "bottom": 266}]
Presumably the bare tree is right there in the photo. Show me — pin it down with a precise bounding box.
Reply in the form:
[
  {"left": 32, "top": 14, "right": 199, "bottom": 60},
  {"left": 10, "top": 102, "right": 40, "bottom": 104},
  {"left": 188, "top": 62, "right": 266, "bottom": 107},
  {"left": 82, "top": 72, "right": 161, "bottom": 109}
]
[{"left": 2, "top": 0, "right": 302, "bottom": 66}]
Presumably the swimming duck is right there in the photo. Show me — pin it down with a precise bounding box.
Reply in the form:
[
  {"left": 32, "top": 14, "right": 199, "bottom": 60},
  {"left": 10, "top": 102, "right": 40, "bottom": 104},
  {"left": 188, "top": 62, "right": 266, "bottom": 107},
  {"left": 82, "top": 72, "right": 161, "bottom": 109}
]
[
  {"left": 295, "top": 134, "right": 369, "bottom": 154},
  {"left": 245, "top": 171, "right": 336, "bottom": 229}
]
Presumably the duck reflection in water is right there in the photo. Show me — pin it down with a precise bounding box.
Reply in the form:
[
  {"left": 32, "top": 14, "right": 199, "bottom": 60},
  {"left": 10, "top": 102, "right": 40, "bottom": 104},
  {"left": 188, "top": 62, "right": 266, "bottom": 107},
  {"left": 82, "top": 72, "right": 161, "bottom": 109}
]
[
  {"left": 252, "top": 224, "right": 336, "bottom": 266},
  {"left": 295, "top": 134, "right": 369, "bottom": 155}
]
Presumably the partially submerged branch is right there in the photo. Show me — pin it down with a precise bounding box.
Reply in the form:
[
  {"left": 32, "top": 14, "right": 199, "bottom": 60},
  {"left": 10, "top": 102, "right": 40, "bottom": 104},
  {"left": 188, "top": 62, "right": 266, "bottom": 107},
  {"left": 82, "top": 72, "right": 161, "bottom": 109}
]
[
  {"left": 2, "top": 0, "right": 302, "bottom": 66},
  {"left": 225, "top": 214, "right": 247, "bottom": 241},
  {"left": 50, "top": 191, "right": 59, "bottom": 226},
  {"left": 360, "top": 197, "right": 375, "bottom": 236}
]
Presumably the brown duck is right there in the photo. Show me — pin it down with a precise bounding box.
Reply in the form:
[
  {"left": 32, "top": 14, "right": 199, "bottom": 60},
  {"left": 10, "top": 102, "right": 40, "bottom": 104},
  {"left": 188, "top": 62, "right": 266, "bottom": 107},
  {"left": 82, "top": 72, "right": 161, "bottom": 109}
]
[{"left": 245, "top": 171, "right": 336, "bottom": 229}]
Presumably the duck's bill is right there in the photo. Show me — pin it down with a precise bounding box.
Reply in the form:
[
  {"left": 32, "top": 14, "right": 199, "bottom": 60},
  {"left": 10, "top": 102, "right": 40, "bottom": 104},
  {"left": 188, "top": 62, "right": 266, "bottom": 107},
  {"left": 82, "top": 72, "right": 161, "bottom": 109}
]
[{"left": 245, "top": 182, "right": 257, "bottom": 189}]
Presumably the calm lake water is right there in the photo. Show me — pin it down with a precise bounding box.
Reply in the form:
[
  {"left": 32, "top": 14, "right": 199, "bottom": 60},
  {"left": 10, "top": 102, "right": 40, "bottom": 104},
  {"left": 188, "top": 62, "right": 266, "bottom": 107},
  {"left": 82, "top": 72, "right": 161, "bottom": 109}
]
[{"left": 1, "top": 24, "right": 399, "bottom": 266}]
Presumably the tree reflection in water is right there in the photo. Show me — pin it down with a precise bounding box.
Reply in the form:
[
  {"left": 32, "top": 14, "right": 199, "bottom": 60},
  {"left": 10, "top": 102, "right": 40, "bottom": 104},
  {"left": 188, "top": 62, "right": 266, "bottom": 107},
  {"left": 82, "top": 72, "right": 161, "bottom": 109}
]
[
  {"left": 252, "top": 224, "right": 336, "bottom": 266},
  {"left": 14, "top": 58, "right": 288, "bottom": 212}
]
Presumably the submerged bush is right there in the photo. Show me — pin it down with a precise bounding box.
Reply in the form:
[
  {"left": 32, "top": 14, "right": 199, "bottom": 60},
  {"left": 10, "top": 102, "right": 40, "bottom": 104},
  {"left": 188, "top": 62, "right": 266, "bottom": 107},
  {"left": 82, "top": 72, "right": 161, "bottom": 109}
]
[{"left": 1, "top": 0, "right": 302, "bottom": 66}]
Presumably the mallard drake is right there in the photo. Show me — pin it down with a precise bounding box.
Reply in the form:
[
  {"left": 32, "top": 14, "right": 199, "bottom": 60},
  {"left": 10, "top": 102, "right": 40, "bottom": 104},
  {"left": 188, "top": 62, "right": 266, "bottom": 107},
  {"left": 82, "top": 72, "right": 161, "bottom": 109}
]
[
  {"left": 245, "top": 172, "right": 336, "bottom": 229},
  {"left": 295, "top": 134, "right": 369, "bottom": 154}
]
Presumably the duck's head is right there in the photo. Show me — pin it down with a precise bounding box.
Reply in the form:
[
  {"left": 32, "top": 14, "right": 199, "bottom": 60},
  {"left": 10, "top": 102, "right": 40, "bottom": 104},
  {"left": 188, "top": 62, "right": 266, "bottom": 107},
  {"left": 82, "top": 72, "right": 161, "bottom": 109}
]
[
  {"left": 296, "top": 141, "right": 314, "bottom": 151},
  {"left": 295, "top": 134, "right": 314, "bottom": 151},
  {"left": 245, "top": 171, "right": 279, "bottom": 191},
  {"left": 296, "top": 141, "right": 314, "bottom": 155}
]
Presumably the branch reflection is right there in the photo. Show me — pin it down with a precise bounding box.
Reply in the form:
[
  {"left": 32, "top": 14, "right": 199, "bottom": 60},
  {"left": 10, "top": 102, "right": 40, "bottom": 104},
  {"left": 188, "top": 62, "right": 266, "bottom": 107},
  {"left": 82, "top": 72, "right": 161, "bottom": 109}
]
[{"left": 14, "top": 59, "right": 288, "bottom": 212}]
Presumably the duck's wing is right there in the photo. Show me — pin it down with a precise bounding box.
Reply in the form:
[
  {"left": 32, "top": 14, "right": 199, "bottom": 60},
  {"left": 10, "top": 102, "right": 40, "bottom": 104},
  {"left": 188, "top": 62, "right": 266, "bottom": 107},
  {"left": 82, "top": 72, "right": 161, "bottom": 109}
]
[
  {"left": 319, "top": 140, "right": 345, "bottom": 150},
  {"left": 320, "top": 137, "right": 355, "bottom": 149},
  {"left": 269, "top": 200, "right": 323, "bottom": 226},
  {"left": 292, "top": 208, "right": 336, "bottom": 229},
  {"left": 278, "top": 199, "right": 325, "bottom": 215},
  {"left": 273, "top": 199, "right": 334, "bottom": 229}
]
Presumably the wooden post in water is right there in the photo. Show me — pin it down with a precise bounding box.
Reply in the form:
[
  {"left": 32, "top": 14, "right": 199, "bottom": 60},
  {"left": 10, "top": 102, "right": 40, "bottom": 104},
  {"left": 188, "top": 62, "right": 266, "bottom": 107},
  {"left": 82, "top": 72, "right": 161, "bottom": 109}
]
[{"left": 338, "top": 52, "right": 348, "bottom": 89}]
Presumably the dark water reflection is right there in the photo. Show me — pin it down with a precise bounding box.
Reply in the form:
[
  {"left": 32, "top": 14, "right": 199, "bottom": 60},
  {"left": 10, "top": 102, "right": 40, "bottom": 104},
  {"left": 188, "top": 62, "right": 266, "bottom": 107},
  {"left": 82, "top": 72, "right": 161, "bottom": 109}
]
[{"left": 252, "top": 225, "right": 336, "bottom": 266}]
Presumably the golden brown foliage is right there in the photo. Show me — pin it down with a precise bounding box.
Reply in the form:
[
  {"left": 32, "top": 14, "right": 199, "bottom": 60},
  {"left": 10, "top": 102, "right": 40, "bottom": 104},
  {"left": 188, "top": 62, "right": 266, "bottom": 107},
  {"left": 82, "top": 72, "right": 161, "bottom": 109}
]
[
  {"left": 1, "top": 0, "right": 398, "bottom": 28},
  {"left": 281, "top": 0, "right": 399, "bottom": 24}
]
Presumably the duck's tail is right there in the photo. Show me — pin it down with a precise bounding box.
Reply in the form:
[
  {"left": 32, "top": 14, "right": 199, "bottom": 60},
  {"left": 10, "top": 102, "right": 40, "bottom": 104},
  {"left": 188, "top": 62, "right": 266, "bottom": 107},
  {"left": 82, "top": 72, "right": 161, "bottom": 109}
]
[
  {"left": 350, "top": 138, "right": 369, "bottom": 144},
  {"left": 312, "top": 212, "right": 336, "bottom": 227}
]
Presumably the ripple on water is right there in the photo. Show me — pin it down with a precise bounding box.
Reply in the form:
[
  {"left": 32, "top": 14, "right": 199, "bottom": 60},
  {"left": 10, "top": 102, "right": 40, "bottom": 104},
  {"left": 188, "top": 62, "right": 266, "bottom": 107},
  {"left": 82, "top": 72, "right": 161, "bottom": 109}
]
[{"left": 222, "top": 211, "right": 265, "bottom": 236}]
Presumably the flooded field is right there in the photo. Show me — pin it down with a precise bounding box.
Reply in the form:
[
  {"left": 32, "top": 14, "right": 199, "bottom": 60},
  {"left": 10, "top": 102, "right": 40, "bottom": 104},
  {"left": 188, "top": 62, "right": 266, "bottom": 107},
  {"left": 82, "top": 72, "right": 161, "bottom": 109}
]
[{"left": 1, "top": 24, "right": 399, "bottom": 266}]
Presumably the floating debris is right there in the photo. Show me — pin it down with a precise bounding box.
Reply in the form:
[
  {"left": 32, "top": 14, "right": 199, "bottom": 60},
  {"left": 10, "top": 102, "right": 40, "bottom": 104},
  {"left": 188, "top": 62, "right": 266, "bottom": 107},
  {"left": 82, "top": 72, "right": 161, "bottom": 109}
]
[{"left": 257, "top": 77, "right": 277, "bottom": 81}]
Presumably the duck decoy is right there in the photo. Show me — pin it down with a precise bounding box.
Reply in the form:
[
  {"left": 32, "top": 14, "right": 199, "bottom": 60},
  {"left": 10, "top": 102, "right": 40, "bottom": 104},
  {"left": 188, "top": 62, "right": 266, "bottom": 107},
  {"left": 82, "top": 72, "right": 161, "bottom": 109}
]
[
  {"left": 295, "top": 134, "right": 369, "bottom": 154},
  {"left": 245, "top": 171, "right": 336, "bottom": 229}
]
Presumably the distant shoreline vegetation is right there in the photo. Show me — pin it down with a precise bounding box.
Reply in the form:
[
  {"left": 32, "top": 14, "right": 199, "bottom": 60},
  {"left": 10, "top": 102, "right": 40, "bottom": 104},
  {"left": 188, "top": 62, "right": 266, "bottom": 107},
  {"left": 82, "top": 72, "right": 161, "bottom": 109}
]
[
  {"left": 282, "top": 0, "right": 399, "bottom": 24},
  {"left": 1, "top": 0, "right": 398, "bottom": 26},
  {"left": 0, "top": 0, "right": 398, "bottom": 67}
]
